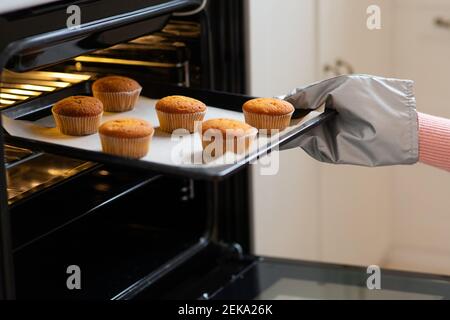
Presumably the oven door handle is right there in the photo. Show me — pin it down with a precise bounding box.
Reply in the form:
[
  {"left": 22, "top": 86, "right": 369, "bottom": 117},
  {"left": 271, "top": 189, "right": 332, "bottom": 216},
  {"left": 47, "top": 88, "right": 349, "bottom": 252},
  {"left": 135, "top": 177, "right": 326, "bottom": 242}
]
[{"left": 0, "top": 0, "right": 202, "bottom": 71}]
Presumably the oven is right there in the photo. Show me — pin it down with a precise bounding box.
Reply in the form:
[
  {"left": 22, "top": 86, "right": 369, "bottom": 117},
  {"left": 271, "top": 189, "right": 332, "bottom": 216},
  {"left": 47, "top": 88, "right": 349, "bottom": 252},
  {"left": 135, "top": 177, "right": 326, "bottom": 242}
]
[{"left": 1, "top": 0, "right": 449, "bottom": 301}]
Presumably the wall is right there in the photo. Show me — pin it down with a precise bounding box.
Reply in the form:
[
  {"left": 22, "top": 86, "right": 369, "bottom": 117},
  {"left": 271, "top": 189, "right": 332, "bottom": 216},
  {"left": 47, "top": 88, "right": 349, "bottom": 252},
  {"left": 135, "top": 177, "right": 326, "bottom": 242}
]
[
  {"left": 315, "top": 0, "right": 394, "bottom": 266},
  {"left": 248, "top": 0, "right": 450, "bottom": 275},
  {"left": 246, "top": 0, "right": 322, "bottom": 261},
  {"left": 386, "top": 0, "right": 450, "bottom": 275},
  {"left": 247, "top": 0, "right": 393, "bottom": 266},
  {"left": 245, "top": 0, "right": 318, "bottom": 96}
]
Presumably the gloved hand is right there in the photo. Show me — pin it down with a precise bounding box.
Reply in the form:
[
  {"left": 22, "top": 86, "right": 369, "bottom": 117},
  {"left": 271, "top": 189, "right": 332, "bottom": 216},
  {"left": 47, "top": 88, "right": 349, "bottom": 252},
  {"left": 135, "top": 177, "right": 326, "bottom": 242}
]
[{"left": 280, "top": 74, "right": 419, "bottom": 167}]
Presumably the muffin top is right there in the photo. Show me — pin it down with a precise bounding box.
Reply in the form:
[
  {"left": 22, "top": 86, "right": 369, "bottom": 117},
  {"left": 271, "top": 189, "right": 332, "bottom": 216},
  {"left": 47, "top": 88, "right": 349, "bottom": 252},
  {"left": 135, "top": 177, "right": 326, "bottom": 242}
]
[
  {"left": 52, "top": 96, "right": 103, "bottom": 117},
  {"left": 99, "top": 118, "right": 154, "bottom": 139},
  {"left": 243, "top": 98, "right": 295, "bottom": 115},
  {"left": 201, "top": 118, "right": 257, "bottom": 137},
  {"left": 92, "top": 76, "right": 141, "bottom": 92},
  {"left": 156, "top": 95, "right": 207, "bottom": 114}
]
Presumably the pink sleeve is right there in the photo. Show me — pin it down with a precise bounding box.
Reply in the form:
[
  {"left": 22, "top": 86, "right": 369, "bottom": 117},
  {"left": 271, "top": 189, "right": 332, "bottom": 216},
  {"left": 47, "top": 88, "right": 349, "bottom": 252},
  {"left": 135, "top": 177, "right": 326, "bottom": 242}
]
[{"left": 418, "top": 112, "right": 450, "bottom": 172}]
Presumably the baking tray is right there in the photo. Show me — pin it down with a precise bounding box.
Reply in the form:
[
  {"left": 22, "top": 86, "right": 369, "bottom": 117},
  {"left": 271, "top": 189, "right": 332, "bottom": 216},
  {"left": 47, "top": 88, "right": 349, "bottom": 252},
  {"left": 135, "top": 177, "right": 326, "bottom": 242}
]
[{"left": 1, "top": 81, "right": 335, "bottom": 180}]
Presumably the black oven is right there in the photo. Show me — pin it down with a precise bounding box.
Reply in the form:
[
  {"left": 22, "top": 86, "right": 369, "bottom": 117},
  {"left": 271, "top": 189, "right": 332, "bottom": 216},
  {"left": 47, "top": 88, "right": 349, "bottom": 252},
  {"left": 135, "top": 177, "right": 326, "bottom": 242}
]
[{"left": 1, "top": 0, "right": 449, "bottom": 301}]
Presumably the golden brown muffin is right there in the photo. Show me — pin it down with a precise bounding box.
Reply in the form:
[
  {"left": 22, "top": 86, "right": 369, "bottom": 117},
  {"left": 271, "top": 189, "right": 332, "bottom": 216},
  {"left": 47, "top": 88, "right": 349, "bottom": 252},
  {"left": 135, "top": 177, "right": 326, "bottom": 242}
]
[
  {"left": 52, "top": 96, "right": 103, "bottom": 136},
  {"left": 201, "top": 119, "right": 255, "bottom": 137},
  {"left": 92, "top": 76, "right": 141, "bottom": 92},
  {"left": 242, "top": 98, "right": 295, "bottom": 134},
  {"left": 53, "top": 96, "right": 103, "bottom": 117},
  {"left": 99, "top": 118, "right": 154, "bottom": 138},
  {"left": 243, "top": 98, "right": 294, "bottom": 115},
  {"left": 156, "top": 96, "right": 207, "bottom": 114},
  {"left": 200, "top": 118, "right": 257, "bottom": 157},
  {"left": 99, "top": 118, "right": 154, "bottom": 159},
  {"left": 155, "top": 96, "right": 207, "bottom": 133},
  {"left": 92, "top": 76, "right": 142, "bottom": 112}
]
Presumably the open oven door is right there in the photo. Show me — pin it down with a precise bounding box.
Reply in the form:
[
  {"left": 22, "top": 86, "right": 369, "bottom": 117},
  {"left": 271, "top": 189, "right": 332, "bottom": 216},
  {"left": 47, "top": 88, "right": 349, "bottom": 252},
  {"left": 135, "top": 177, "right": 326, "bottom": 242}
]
[
  {"left": 131, "top": 242, "right": 450, "bottom": 300},
  {"left": 0, "top": 0, "right": 207, "bottom": 300}
]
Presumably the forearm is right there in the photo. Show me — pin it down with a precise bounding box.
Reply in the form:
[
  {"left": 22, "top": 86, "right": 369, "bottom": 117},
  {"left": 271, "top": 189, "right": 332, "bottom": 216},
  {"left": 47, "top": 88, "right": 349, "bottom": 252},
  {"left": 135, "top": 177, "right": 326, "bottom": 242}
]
[{"left": 418, "top": 112, "right": 450, "bottom": 171}]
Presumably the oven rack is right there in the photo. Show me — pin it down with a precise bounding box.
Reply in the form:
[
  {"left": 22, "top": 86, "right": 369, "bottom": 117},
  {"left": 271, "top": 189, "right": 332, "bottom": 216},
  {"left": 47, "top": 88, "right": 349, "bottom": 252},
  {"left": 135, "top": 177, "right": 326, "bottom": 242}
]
[
  {"left": 11, "top": 169, "right": 162, "bottom": 252},
  {"left": 10, "top": 167, "right": 211, "bottom": 299}
]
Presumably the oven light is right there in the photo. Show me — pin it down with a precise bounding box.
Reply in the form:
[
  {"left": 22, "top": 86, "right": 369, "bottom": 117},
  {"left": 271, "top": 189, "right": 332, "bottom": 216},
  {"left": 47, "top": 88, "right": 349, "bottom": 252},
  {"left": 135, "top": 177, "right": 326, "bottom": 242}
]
[
  {"left": 1, "top": 83, "right": 56, "bottom": 92},
  {"left": 29, "top": 71, "right": 91, "bottom": 83},
  {"left": 0, "top": 93, "right": 28, "bottom": 100},
  {"left": 97, "top": 170, "right": 110, "bottom": 176},
  {"left": 36, "top": 81, "right": 69, "bottom": 88},
  {"left": 30, "top": 181, "right": 40, "bottom": 188},
  {"left": 74, "top": 56, "right": 178, "bottom": 68},
  {"left": 1, "top": 77, "right": 70, "bottom": 88},
  {"left": 47, "top": 169, "right": 64, "bottom": 176},
  {"left": 13, "top": 79, "right": 70, "bottom": 88},
  {"left": 2, "top": 70, "right": 91, "bottom": 83},
  {"left": 0, "top": 88, "right": 42, "bottom": 96},
  {"left": 0, "top": 99, "right": 15, "bottom": 105},
  {"left": 21, "top": 84, "right": 56, "bottom": 92},
  {"left": 75, "top": 62, "right": 83, "bottom": 71}
]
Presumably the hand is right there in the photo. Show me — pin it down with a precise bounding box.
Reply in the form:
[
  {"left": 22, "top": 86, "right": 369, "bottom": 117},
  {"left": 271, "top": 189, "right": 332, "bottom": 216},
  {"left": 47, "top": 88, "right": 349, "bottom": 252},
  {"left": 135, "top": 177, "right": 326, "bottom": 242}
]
[{"left": 281, "top": 74, "right": 419, "bottom": 167}]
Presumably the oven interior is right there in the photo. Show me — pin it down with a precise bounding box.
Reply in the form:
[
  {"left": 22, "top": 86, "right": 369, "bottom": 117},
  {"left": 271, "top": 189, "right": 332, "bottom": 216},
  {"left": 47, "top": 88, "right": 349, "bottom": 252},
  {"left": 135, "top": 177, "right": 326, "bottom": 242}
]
[{"left": 1, "top": 9, "right": 253, "bottom": 299}]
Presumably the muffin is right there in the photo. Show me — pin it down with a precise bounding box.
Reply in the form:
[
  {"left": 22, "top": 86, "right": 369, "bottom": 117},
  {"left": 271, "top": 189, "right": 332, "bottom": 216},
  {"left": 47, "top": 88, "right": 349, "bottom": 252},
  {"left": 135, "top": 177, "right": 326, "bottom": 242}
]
[
  {"left": 52, "top": 96, "right": 103, "bottom": 136},
  {"left": 243, "top": 98, "right": 295, "bottom": 134},
  {"left": 92, "top": 76, "right": 142, "bottom": 112},
  {"left": 99, "top": 118, "right": 154, "bottom": 159},
  {"left": 200, "top": 118, "right": 257, "bottom": 158},
  {"left": 156, "top": 95, "right": 207, "bottom": 133}
]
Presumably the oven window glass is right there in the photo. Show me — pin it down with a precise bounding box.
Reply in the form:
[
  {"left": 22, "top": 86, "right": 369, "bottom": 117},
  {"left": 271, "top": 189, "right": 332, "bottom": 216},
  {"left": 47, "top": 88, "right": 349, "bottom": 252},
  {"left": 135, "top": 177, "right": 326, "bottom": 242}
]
[
  {"left": 256, "top": 278, "right": 442, "bottom": 300},
  {"left": 215, "top": 259, "right": 450, "bottom": 300}
]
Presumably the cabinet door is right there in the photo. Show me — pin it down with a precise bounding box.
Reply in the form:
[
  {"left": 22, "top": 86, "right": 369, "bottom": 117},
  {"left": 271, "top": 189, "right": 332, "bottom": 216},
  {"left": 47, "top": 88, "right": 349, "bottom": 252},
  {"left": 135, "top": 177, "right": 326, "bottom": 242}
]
[
  {"left": 247, "top": 0, "right": 322, "bottom": 261},
  {"left": 317, "top": 0, "right": 395, "bottom": 266},
  {"left": 250, "top": 0, "right": 450, "bottom": 274},
  {"left": 249, "top": 0, "right": 394, "bottom": 266},
  {"left": 387, "top": 0, "right": 450, "bottom": 275},
  {"left": 318, "top": 0, "right": 394, "bottom": 78}
]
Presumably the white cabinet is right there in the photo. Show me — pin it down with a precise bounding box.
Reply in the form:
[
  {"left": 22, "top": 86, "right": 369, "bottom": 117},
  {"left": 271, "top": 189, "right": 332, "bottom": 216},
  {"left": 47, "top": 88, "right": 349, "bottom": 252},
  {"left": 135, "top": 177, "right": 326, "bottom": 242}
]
[
  {"left": 318, "top": 0, "right": 394, "bottom": 78},
  {"left": 316, "top": 0, "right": 450, "bottom": 273},
  {"left": 245, "top": 0, "right": 318, "bottom": 96},
  {"left": 248, "top": 0, "right": 450, "bottom": 275},
  {"left": 248, "top": 0, "right": 393, "bottom": 265},
  {"left": 387, "top": 0, "right": 450, "bottom": 275},
  {"left": 315, "top": 0, "right": 395, "bottom": 266},
  {"left": 246, "top": 0, "right": 322, "bottom": 261}
]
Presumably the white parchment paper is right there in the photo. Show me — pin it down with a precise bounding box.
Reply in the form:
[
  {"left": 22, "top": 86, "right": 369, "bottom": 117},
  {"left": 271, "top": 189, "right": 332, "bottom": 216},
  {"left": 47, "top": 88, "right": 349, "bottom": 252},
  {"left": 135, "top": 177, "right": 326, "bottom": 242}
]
[{"left": 2, "top": 96, "right": 321, "bottom": 168}]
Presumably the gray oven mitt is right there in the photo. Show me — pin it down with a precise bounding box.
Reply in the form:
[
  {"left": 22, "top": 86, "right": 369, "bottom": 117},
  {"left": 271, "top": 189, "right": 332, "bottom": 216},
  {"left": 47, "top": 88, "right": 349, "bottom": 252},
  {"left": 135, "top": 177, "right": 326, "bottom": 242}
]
[{"left": 280, "top": 75, "right": 419, "bottom": 167}]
